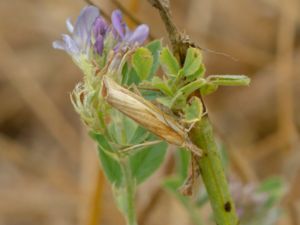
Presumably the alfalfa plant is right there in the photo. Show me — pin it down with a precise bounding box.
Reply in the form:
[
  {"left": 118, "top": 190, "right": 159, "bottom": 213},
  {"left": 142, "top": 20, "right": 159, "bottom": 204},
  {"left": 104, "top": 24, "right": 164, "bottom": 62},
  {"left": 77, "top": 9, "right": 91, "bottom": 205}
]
[{"left": 51, "top": 5, "right": 285, "bottom": 225}]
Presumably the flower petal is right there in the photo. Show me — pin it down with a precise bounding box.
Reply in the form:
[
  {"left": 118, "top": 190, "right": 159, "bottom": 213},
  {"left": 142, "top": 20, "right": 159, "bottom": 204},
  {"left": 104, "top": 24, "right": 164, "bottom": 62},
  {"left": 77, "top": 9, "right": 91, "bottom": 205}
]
[
  {"left": 124, "top": 26, "right": 132, "bottom": 41},
  {"left": 62, "top": 34, "right": 80, "bottom": 55},
  {"left": 111, "top": 9, "right": 126, "bottom": 39},
  {"left": 94, "top": 35, "right": 104, "bottom": 55},
  {"left": 93, "top": 16, "right": 108, "bottom": 38},
  {"left": 52, "top": 34, "right": 80, "bottom": 58},
  {"left": 127, "top": 24, "right": 149, "bottom": 44},
  {"left": 66, "top": 18, "right": 74, "bottom": 33},
  {"left": 73, "top": 6, "right": 99, "bottom": 51},
  {"left": 52, "top": 40, "right": 67, "bottom": 50}
]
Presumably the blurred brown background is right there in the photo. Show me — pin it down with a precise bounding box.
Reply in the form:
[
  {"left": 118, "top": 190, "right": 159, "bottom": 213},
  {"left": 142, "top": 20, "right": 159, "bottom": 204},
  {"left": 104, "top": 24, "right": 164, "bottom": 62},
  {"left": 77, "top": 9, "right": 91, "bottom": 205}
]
[{"left": 0, "top": 0, "right": 300, "bottom": 224}]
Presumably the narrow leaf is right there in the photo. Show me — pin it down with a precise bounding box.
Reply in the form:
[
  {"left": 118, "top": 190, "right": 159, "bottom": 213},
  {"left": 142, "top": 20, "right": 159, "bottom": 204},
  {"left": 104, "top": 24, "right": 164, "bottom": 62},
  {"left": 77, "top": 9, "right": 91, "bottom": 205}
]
[{"left": 207, "top": 75, "right": 250, "bottom": 86}]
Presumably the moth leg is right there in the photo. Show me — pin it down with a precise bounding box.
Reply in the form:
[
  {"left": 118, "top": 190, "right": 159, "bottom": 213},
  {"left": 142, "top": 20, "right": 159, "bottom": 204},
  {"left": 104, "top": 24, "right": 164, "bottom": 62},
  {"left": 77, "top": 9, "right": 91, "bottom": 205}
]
[
  {"left": 185, "top": 121, "right": 197, "bottom": 133},
  {"left": 179, "top": 152, "right": 201, "bottom": 196},
  {"left": 128, "top": 83, "right": 143, "bottom": 96}
]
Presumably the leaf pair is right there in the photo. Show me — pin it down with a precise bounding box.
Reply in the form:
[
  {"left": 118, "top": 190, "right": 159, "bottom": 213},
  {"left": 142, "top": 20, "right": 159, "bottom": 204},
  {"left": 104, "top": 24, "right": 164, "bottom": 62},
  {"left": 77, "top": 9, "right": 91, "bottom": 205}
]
[
  {"left": 90, "top": 130, "right": 167, "bottom": 187},
  {"left": 159, "top": 47, "right": 205, "bottom": 80}
]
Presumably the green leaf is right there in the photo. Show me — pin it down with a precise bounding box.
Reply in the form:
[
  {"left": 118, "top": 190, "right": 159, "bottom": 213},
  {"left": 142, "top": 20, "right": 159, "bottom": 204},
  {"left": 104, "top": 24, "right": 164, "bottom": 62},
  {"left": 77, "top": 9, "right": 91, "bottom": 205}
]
[
  {"left": 200, "top": 83, "right": 218, "bottom": 96},
  {"left": 159, "top": 47, "right": 180, "bottom": 76},
  {"left": 183, "top": 97, "right": 203, "bottom": 123},
  {"left": 178, "top": 78, "right": 206, "bottom": 98},
  {"left": 257, "top": 177, "right": 286, "bottom": 208},
  {"left": 90, "top": 132, "right": 123, "bottom": 187},
  {"left": 107, "top": 110, "right": 140, "bottom": 145},
  {"left": 156, "top": 96, "right": 173, "bottom": 108},
  {"left": 146, "top": 40, "right": 162, "bottom": 78},
  {"left": 170, "top": 79, "right": 205, "bottom": 110},
  {"left": 129, "top": 68, "right": 141, "bottom": 85},
  {"left": 207, "top": 75, "right": 250, "bottom": 86},
  {"left": 176, "top": 148, "right": 191, "bottom": 179},
  {"left": 98, "top": 145, "right": 123, "bottom": 187},
  {"left": 130, "top": 141, "right": 167, "bottom": 184},
  {"left": 107, "top": 119, "right": 122, "bottom": 145},
  {"left": 125, "top": 67, "right": 141, "bottom": 85},
  {"left": 258, "top": 177, "right": 284, "bottom": 193},
  {"left": 90, "top": 131, "right": 116, "bottom": 152},
  {"left": 185, "top": 65, "right": 206, "bottom": 83},
  {"left": 129, "top": 126, "right": 150, "bottom": 145},
  {"left": 141, "top": 89, "right": 162, "bottom": 101},
  {"left": 121, "top": 62, "right": 130, "bottom": 85},
  {"left": 183, "top": 47, "right": 202, "bottom": 76},
  {"left": 170, "top": 93, "right": 186, "bottom": 110},
  {"left": 132, "top": 47, "right": 153, "bottom": 81},
  {"left": 107, "top": 110, "right": 127, "bottom": 145},
  {"left": 151, "top": 76, "right": 173, "bottom": 96},
  {"left": 123, "top": 116, "right": 139, "bottom": 144}
]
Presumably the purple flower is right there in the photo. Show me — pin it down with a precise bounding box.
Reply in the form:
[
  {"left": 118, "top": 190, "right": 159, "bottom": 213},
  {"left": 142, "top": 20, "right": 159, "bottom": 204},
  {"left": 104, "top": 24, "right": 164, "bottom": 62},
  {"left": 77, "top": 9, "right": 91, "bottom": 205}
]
[
  {"left": 126, "top": 24, "right": 149, "bottom": 44},
  {"left": 92, "top": 17, "right": 109, "bottom": 55},
  {"left": 53, "top": 7, "right": 150, "bottom": 65},
  {"left": 53, "top": 6, "right": 99, "bottom": 61},
  {"left": 111, "top": 10, "right": 149, "bottom": 46},
  {"left": 111, "top": 10, "right": 127, "bottom": 39},
  {"left": 94, "top": 35, "right": 104, "bottom": 55},
  {"left": 93, "top": 17, "right": 108, "bottom": 37}
]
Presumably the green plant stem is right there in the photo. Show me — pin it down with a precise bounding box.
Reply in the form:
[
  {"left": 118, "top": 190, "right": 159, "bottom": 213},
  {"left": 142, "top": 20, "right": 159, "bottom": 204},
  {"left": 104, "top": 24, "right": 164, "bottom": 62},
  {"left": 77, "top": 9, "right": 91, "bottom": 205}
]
[
  {"left": 190, "top": 115, "right": 239, "bottom": 225},
  {"left": 120, "top": 159, "right": 138, "bottom": 225}
]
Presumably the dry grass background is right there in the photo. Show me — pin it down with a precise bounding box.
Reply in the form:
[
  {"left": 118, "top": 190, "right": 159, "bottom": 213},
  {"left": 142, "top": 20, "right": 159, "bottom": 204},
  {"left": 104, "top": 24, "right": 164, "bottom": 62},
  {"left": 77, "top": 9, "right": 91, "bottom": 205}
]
[{"left": 0, "top": 0, "right": 300, "bottom": 224}]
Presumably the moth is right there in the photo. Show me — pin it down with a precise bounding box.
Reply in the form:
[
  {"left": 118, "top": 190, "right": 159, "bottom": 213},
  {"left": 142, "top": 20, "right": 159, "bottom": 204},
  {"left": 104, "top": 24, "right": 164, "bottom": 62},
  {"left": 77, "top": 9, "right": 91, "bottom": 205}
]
[{"left": 102, "top": 75, "right": 202, "bottom": 157}]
